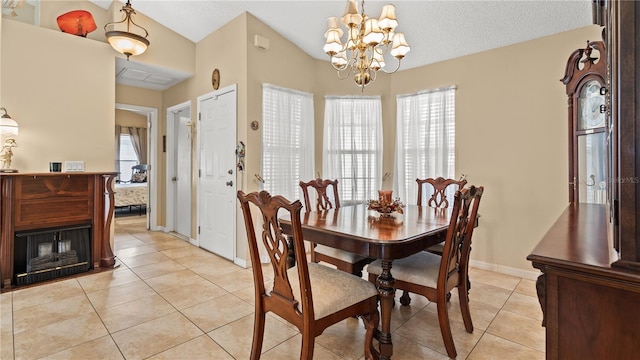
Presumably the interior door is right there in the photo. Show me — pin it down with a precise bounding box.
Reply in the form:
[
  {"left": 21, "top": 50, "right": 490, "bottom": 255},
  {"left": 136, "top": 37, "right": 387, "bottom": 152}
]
[
  {"left": 197, "top": 85, "right": 237, "bottom": 260},
  {"left": 174, "top": 109, "right": 192, "bottom": 238}
]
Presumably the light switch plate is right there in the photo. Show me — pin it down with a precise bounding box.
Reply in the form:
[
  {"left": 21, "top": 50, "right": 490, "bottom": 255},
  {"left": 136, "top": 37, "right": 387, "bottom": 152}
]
[{"left": 64, "top": 161, "right": 85, "bottom": 172}]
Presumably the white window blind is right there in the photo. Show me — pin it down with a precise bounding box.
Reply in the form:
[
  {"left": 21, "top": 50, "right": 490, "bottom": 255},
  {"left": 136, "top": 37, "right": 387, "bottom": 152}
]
[
  {"left": 261, "top": 84, "right": 314, "bottom": 201},
  {"left": 394, "top": 86, "right": 456, "bottom": 204},
  {"left": 323, "top": 96, "right": 383, "bottom": 204}
]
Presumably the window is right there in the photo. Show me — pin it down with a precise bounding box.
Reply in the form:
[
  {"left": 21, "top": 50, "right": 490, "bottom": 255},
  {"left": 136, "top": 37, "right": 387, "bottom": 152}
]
[
  {"left": 261, "top": 84, "right": 315, "bottom": 201},
  {"left": 323, "top": 96, "right": 383, "bottom": 204},
  {"left": 394, "top": 86, "right": 456, "bottom": 204},
  {"left": 118, "top": 134, "right": 138, "bottom": 181}
]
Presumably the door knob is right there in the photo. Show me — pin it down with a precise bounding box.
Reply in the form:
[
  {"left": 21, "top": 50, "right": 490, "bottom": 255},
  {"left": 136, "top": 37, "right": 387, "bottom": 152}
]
[
  {"left": 171, "top": 177, "right": 177, "bottom": 182},
  {"left": 226, "top": 181, "right": 233, "bottom": 186}
]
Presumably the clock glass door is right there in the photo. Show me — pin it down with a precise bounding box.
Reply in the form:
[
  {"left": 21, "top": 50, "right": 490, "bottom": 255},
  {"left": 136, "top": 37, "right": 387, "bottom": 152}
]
[{"left": 576, "top": 79, "right": 606, "bottom": 204}]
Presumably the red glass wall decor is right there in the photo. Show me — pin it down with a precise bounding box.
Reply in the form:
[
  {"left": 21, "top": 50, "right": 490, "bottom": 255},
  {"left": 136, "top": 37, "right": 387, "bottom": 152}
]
[{"left": 56, "top": 10, "right": 97, "bottom": 37}]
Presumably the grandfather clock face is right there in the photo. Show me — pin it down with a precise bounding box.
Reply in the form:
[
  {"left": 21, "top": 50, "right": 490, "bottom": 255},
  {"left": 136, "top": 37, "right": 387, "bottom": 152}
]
[{"left": 578, "top": 80, "right": 606, "bottom": 130}]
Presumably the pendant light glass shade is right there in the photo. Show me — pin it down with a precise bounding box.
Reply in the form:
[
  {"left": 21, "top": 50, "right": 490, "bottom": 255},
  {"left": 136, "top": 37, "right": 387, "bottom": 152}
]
[{"left": 104, "top": 0, "right": 150, "bottom": 60}]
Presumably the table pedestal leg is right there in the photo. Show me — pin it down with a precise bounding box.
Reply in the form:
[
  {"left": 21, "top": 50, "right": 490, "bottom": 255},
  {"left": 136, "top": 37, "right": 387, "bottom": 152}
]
[{"left": 376, "top": 260, "right": 395, "bottom": 360}]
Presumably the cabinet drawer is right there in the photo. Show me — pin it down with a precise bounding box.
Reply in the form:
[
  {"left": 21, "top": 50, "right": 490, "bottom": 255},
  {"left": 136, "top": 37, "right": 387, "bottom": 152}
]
[{"left": 13, "top": 176, "right": 93, "bottom": 229}]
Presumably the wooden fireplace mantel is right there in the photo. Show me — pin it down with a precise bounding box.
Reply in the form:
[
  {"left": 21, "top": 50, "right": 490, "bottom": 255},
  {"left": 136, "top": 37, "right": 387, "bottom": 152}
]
[{"left": 0, "top": 172, "right": 118, "bottom": 289}]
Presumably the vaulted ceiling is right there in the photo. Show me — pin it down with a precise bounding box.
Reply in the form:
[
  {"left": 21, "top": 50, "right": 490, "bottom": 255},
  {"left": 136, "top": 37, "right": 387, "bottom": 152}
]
[{"left": 90, "top": 0, "right": 594, "bottom": 90}]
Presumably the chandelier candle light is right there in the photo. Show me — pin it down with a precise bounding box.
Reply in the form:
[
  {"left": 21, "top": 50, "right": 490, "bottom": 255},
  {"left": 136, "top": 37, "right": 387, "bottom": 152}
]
[
  {"left": 323, "top": 0, "right": 410, "bottom": 91},
  {"left": 104, "top": 0, "right": 149, "bottom": 60}
]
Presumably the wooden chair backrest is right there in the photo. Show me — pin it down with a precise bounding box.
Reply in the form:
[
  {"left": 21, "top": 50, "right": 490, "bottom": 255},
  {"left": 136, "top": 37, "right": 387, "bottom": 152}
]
[
  {"left": 299, "top": 178, "right": 340, "bottom": 212},
  {"left": 417, "top": 177, "right": 467, "bottom": 208},
  {"left": 237, "top": 190, "right": 314, "bottom": 326},
  {"left": 439, "top": 186, "right": 483, "bottom": 290}
]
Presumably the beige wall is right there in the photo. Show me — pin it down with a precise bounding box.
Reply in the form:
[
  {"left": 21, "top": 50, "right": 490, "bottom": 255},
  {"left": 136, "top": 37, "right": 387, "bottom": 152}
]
[
  {"left": 1, "top": 19, "right": 115, "bottom": 172},
  {"left": 36, "top": 1, "right": 195, "bottom": 74},
  {"left": 116, "top": 109, "right": 147, "bottom": 128}
]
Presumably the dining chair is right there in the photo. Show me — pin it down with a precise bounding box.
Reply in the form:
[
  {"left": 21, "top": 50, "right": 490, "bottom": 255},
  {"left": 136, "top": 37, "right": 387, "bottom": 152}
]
[
  {"left": 237, "top": 190, "right": 380, "bottom": 360},
  {"left": 299, "top": 178, "right": 372, "bottom": 277},
  {"left": 417, "top": 176, "right": 467, "bottom": 209},
  {"left": 417, "top": 177, "right": 467, "bottom": 256},
  {"left": 399, "top": 177, "right": 468, "bottom": 304},
  {"left": 367, "top": 185, "right": 484, "bottom": 359}
]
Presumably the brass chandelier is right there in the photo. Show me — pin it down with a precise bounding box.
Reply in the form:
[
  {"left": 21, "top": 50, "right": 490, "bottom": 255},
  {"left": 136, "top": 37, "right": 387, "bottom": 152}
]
[{"left": 323, "top": 0, "right": 410, "bottom": 90}]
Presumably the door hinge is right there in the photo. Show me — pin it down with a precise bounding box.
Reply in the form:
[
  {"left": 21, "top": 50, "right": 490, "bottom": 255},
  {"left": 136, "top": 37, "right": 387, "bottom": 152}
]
[
  {"left": 198, "top": 169, "right": 201, "bottom": 178},
  {"left": 198, "top": 113, "right": 201, "bottom": 121},
  {"left": 198, "top": 226, "right": 200, "bottom": 234}
]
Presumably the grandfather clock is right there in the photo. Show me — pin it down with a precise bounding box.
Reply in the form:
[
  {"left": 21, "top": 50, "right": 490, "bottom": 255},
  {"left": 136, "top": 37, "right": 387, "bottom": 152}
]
[{"left": 560, "top": 40, "right": 607, "bottom": 204}]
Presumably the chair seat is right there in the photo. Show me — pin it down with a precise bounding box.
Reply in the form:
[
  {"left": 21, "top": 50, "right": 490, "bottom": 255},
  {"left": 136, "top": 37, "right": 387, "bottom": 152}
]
[
  {"left": 426, "top": 242, "right": 444, "bottom": 254},
  {"left": 286, "top": 263, "right": 378, "bottom": 320},
  {"left": 367, "top": 251, "right": 441, "bottom": 289},
  {"left": 315, "top": 244, "right": 368, "bottom": 263}
]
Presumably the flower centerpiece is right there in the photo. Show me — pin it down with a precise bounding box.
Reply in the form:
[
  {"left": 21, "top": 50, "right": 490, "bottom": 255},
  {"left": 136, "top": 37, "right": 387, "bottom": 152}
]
[{"left": 368, "top": 190, "right": 405, "bottom": 217}]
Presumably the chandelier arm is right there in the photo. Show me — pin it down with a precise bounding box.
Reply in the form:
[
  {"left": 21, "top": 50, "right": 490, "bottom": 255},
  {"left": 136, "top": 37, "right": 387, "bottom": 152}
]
[
  {"left": 336, "top": 58, "right": 356, "bottom": 80},
  {"left": 380, "top": 58, "right": 402, "bottom": 74}
]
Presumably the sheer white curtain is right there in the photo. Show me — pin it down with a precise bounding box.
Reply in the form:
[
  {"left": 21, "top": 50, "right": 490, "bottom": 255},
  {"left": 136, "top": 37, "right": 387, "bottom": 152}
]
[
  {"left": 323, "top": 96, "right": 383, "bottom": 205},
  {"left": 261, "top": 84, "right": 315, "bottom": 201},
  {"left": 394, "top": 86, "right": 456, "bottom": 205}
]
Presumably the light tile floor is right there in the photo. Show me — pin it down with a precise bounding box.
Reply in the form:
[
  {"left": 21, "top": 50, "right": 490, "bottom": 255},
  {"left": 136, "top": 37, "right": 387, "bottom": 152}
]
[{"left": 0, "top": 217, "right": 545, "bottom": 359}]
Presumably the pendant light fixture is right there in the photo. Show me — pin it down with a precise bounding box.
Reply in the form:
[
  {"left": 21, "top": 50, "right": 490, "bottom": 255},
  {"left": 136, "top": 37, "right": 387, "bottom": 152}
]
[{"left": 104, "top": 0, "right": 149, "bottom": 60}]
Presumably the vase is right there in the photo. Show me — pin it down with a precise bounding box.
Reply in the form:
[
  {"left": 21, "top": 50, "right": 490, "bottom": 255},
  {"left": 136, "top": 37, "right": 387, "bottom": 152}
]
[{"left": 378, "top": 190, "right": 393, "bottom": 203}]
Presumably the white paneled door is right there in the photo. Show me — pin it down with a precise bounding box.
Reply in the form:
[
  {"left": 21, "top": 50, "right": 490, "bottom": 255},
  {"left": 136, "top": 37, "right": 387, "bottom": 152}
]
[
  {"left": 174, "top": 108, "right": 192, "bottom": 238},
  {"left": 197, "top": 85, "right": 237, "bottom": 260}
]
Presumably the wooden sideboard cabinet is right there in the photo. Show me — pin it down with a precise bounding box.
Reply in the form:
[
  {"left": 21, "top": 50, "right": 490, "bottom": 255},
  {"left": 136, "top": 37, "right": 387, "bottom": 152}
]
[
  {"left": 527, "top": 204, "right": 640, "bottom": 359},
  {"left": 0, "top": 172, "right": 117, "bottom": 289}
]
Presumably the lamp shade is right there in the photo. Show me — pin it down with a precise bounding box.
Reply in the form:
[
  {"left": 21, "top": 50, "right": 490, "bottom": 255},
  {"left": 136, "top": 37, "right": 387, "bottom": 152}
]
[
  {"left": 105, "top": 31, "right": 149, "bottom": 58},
  {"left": 57, "top": 10, "right": 97, "bottom": 37},
  {"left": 0, "top": 108, "right": 18, "bottom": 137}
]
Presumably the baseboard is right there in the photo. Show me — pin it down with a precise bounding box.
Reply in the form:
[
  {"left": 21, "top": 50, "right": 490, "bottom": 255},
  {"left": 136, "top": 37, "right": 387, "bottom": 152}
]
[
  {"left": 470, "top": 259, "right": 540, "bottom": 281},
  {"left": 234, "top": 257, "right": 247, "bottom": 268}
]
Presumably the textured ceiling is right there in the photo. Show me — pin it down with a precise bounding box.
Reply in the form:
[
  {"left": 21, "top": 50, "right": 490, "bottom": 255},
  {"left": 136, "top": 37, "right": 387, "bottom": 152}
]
[{"left": 92, "top": 0, "right": 595, "bottom": 90}]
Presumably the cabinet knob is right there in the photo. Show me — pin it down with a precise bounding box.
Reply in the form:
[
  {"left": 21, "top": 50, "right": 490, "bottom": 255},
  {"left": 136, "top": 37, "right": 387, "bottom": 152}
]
[
  {"left": 600, "top": 86, "right": 608, "bottom": 95},
  {"left": 600, "top": 104, "right": 607, "bottom": 114}
]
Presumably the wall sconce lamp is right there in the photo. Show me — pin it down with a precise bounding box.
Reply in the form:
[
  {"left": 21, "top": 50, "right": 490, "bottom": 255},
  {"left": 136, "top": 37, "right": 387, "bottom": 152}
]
[
  {"left": 104, "top": 0, "right": 150, "bottom": 60},
  {"left": 0, "top": 107, "right": 19, "bottom": 173}
]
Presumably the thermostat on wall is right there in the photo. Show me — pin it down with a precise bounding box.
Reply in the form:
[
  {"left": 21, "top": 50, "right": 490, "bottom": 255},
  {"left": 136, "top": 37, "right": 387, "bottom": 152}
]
[{"left": 64, "top": 161, "right": 85, "bottom": 172}]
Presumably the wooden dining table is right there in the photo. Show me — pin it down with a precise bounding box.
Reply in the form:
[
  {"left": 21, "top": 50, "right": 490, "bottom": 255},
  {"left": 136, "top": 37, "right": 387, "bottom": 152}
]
[{"left": 279, "top": 204, "right": 451, "bottom": 360}]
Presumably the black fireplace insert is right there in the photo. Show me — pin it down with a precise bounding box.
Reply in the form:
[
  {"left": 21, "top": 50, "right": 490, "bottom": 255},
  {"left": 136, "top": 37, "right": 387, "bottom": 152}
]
[{"left": 14, "top": 225, "right": 92, "bottom": 285}]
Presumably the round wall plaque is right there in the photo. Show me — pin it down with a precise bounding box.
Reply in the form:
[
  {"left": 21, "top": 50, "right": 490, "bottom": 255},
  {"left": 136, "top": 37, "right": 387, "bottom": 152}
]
[{"left": 212, "top": 68, "right": 220, "bottom": 90}]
